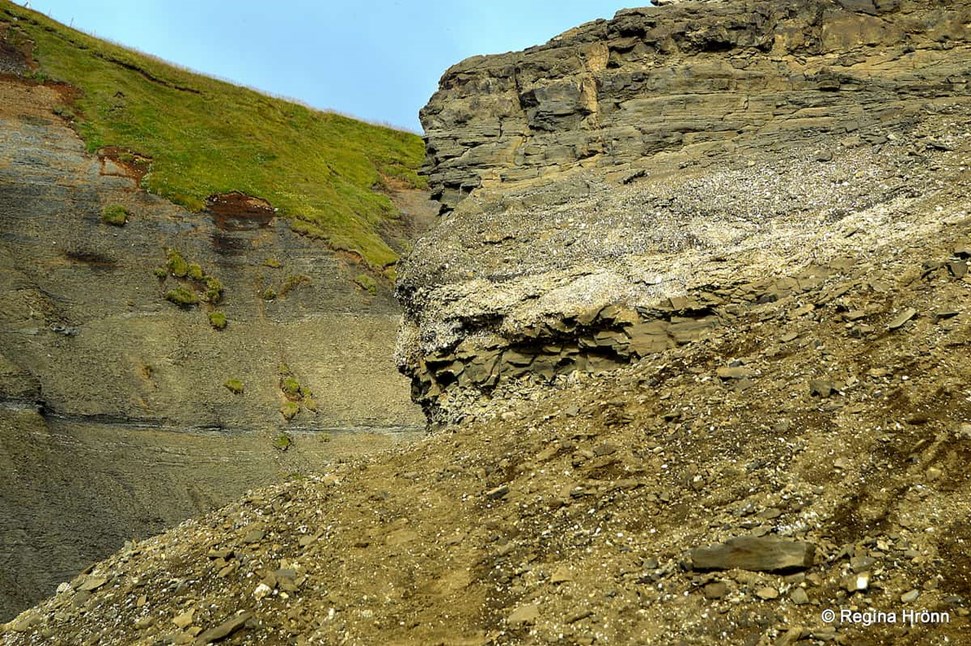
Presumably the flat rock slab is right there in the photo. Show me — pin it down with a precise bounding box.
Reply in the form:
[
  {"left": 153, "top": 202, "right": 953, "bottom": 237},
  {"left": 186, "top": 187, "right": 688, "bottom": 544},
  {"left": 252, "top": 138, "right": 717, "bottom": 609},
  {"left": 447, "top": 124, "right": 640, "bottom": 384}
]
[
  {"left": 690, "top": 536, "right": 815, "bottom": 572},
  {"left": 195, "top": 611, "right": 252, "bottom": 643}
]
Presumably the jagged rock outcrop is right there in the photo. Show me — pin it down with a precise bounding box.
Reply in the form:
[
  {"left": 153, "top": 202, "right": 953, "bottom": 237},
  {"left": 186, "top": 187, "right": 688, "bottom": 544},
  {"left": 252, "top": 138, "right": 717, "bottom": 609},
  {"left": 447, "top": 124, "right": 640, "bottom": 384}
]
[{"left": 397, "top": 0, "right": 971, "bottom": 420}]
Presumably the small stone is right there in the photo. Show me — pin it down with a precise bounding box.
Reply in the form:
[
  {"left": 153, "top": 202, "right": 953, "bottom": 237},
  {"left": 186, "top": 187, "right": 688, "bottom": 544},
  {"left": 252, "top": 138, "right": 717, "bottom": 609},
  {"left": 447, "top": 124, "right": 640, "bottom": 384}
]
[
  {"left": 776, "top": 627, "right": 807, "bottom": 646},
  {"left": 887, "top": 308, "right": 917, "bottom": 330},
  {"left": 850, "top": 555, "right": 875, "bottom": 572},
  {"left": 844, "top": 571, "right": 870, "bottom": 593},
  {"left": 195, "top": 612, "right": 252, "bottom": 643},
  {"left": 758, "top": 508, "right": 782, "bottom": 520},
  {"left": 926, "top": 467, "right": 943, "bottom": 481},
  {"left": 690, "top": 536, "right": 815, "bottom": 572},
  {"left": 242, "top": 528, "right": 265, "bottom": 544},
  {"left": 948, "top": 261, "right": 969, "bottom": 278},
  {"left": 78, "top": 576, "right": 108, "bottom": 592},
  {"left": 172, "top": 609, "right": 195, "bottom": 629},
  {"left": 507, "top": 603, "right": 540, "bottom": 626},
  {"left": 134, "top": 616, "right": 154, "bottom": 630},
  {"left": 6, "top": 613, "right": 40, "bottom": 633},
  {"left": 791, "top": 587, "right": 809, "bottom": 605},
  {"left": 756, "top": 586, "right": 780, "bottom": 600},
  {"left": 551, "top": 566, "right": 574, "bottom": 584},
  {"left": 901, "top": 589, "right": 920, "bottom": 603},
  {"left": 253, "top": 583, "right": 272, "bottom": 600},
  {"left": 809, "top": 379, "right": 834, "bottom": 398},
  {"left": 536, "top": 444, "right": 560, "bottom": 461},
  {"left": 321, "top": 474, "right": 341, "bottom": 486},
  {"left": 716, "top": 366, "right": 754, "bottom": 380},
  {"left": 703, "top": 581, "right": 728, "bottom": 599},
  {"left": 593, "top": 442, "right": 619, "bottom": 456},
  {"left": 55, "top": 582, "right": 72, "bottom": 594},
  {"left": 485, "top": 484, "right": 510, "bottom": 500}
]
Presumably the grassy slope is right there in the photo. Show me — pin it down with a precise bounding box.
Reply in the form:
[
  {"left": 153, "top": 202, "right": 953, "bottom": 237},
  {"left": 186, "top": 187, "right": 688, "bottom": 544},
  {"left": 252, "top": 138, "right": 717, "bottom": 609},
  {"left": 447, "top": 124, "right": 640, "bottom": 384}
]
[{"left": 0, "top": 1, "right": 425, "bottom": 269}]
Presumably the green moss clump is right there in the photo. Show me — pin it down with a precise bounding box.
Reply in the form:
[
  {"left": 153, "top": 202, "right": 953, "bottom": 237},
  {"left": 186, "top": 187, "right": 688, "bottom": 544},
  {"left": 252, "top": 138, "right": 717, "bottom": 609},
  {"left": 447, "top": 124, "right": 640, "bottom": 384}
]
[
  {"left": 204, "top": 277, "right": 224, "bottom": 303},
  {"left": 187, "top": 263, "right": 204, "bottom": 281},
  {"left": 153, "top": 266, "right": 168, "bottom": 279},
  {"left": 354, "top": 273, "right": 377, "bottom": 295},
  {"left": 263, "top": 257, "right": 282, "bottom": 268},
  {"left": 262, "top": 287, "right": 277, "bottom": 301},
  {"left": 281, "top": 376, "right": 301, "bottom": 400},
  {"left": 224, "top": 378, "right": 244, "bottom": 394},
  {"left": 273, "top": 432, "right": 293, "bottom": 450},
  {"left": 164, "top": 286, "right": 199, "bottom": 307},
  {"left": 208, "top": 311, "right": 227, "bottom": 330},
  {"left": 279, "top": 403, "right": 299, "bottom": 422},
  {"left": 303, "top": 396, "right": 318, "bottom": 412},
  {"left": 101, "top": 204, "right": 128, "bottom": 226},
  {"left": 165, "top": 249, "right": 189, "bottom": 278}
]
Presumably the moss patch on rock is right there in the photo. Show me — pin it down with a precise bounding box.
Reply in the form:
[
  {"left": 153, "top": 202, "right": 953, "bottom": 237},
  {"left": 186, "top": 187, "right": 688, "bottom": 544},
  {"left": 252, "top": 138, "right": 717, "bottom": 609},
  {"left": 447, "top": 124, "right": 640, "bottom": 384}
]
[
  {"left": 208, "top": 311, "right": 227, "bottom": 330},
  {"left": 100, "top": 204, "right": 128, "bottom": 226},
  {"left": 164, "top": 286, "right": 199, "bottom": 307}
]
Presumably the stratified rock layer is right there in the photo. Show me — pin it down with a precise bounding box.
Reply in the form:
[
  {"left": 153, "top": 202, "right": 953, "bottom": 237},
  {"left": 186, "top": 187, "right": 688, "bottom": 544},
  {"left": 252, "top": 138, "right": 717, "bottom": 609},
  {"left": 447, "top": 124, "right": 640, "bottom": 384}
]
[
  {"left": 397, "top": 0, "right": 971, "bottom": 420},
  {"left": 0, "top": 62, "right": 429, "bottom": 620}
]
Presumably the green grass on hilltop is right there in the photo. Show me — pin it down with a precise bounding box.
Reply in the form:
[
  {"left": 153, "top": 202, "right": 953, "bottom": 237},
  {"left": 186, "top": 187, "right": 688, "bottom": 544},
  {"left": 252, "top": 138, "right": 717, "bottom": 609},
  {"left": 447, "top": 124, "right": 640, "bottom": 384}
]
[{"left": 1, "top": 2, "right": 425, "bottom": 269}]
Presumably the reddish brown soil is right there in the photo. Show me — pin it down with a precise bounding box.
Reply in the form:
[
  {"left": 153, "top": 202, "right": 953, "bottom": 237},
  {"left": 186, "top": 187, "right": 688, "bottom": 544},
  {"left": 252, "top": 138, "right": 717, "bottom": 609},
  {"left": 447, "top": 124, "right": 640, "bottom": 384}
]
[
  {"left": 206, "top": 192, "right": 275, "bottom": 231},
  {"left": 96, "top": 146, "right": 151, "bottom": 182}
]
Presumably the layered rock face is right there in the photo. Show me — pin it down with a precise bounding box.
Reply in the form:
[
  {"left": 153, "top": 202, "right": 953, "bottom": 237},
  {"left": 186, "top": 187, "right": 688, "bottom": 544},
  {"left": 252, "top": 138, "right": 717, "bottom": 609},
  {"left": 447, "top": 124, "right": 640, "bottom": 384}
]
[
  {"left": 0, "top": 70, "right": 428, "bottom": 619},
  {"left": 397, "top": 0, "right": 971, "bottom": 420}
]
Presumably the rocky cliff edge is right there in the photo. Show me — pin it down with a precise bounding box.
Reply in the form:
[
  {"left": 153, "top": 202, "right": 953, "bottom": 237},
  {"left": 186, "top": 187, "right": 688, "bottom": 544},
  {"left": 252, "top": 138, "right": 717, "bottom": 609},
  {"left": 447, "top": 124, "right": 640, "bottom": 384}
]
[{"left": 397, "top": 0, "right": 971, "bottom": 421}]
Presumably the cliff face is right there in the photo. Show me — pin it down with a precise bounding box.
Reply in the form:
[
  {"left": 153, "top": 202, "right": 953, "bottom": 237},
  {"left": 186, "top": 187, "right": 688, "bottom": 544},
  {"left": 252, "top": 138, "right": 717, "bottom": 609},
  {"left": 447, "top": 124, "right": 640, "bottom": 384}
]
[
  {"left": 0, "top": 18, "right": 430, "bottom": 621},
  {"left": 420, "top": 0, "right": 965, "bottom": 211},
  {"left": 398, "top": 0, "right": 971, "bottom": 420}
]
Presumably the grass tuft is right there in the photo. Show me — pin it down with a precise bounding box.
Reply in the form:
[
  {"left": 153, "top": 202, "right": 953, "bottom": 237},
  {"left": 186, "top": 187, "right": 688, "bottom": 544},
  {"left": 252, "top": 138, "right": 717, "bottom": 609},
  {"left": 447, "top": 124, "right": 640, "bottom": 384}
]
[
  {"left": 224, "top": 378, "right": 244, "bottom": 394},
  {"left": 354, "top": 273, "right": 378, "bottom": 295}
]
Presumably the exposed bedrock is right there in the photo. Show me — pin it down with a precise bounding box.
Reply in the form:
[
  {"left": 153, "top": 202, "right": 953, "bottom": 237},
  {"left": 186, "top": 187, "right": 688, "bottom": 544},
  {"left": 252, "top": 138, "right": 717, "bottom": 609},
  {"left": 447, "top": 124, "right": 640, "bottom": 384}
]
[{"left": 397, "top": 0, "right": 971, "bottom": 420}]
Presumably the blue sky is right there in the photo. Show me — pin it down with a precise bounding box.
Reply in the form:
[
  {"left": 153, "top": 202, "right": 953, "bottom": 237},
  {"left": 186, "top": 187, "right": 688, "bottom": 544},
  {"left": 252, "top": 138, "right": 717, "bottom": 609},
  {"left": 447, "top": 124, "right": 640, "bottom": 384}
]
[{"left": 24, "top": 1, "right": 643, "bottom": 132}]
